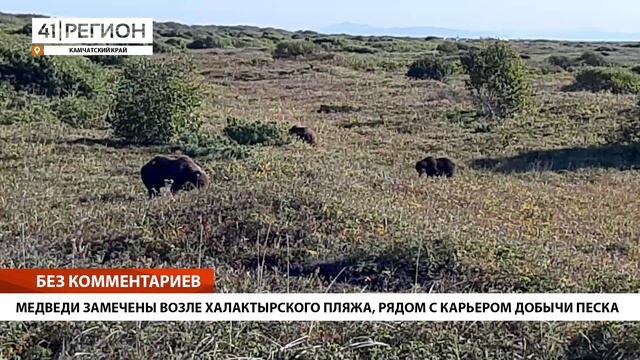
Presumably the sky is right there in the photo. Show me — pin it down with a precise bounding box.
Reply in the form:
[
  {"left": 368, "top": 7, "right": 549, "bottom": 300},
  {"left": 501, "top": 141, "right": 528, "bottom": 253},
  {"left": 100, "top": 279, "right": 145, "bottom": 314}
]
[{"left": 1, "top": 0, "right": 638, "bottom": 34}]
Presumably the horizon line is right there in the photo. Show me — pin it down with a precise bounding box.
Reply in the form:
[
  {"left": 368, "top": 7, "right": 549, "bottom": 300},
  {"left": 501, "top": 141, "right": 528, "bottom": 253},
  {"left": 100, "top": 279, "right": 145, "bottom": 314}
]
[{"left": 2, "top": 11, "right": 639, "bottom": 42}]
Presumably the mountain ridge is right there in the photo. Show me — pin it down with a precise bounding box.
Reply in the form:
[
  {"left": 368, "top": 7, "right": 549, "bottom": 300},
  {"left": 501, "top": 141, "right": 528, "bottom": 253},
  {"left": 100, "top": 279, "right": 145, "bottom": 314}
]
[{"left": 319, "top": 22, "right": 640, "bottom": 41}]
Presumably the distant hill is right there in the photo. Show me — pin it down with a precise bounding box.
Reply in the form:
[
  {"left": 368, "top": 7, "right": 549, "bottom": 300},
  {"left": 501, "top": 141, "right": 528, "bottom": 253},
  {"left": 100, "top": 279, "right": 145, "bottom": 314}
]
[
  {"left": 319, "top": 22, "right": 487, "bottom": 39},
  {"left": 319, "top": 22, "right": 640, "bottom": 42},
  {"left": 2, "top": 11, "right": 638, "bottom": 42}
]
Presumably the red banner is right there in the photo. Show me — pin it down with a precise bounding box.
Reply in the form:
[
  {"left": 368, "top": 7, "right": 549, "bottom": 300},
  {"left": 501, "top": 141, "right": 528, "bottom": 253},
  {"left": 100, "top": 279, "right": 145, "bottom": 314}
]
[{"left": 0, "top": 269, "right": 215, "bottom": 293}]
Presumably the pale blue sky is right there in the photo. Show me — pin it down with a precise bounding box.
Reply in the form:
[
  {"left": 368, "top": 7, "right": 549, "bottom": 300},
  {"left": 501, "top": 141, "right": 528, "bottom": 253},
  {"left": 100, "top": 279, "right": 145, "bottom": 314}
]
[{"left": 2, "top": 0, "right": 638, "bottom": 34}]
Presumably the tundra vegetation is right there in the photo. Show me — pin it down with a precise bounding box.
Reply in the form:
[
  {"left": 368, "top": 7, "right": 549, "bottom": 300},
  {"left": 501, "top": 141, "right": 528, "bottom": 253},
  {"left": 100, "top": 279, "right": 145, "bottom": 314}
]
[{"left": 1, "top": 12, "right": 640, "bottom": 359}]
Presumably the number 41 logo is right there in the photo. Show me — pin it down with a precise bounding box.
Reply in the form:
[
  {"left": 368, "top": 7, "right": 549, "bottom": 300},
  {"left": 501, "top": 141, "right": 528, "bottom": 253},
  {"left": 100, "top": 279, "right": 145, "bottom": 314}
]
[{"left": 38, "top": 23, "right": 56, "bottom": 39}]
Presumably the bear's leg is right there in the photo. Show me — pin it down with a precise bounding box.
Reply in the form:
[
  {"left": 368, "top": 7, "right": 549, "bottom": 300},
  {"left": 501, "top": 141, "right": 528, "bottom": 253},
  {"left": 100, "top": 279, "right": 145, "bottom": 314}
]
[
  {"left": 148, "top": 187, "right": 159, "bottom": 199},
  {"left": 170, "top": 180, "right": 184, "bottom": 195}
]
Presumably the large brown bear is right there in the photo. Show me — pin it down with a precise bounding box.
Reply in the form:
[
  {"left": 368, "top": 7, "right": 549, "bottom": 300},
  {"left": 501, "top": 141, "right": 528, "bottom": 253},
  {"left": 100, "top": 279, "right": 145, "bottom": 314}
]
[
  {"left": 140, "top": 155, "right": 209, "bottom": 198},
  {"left": 415, "top": 156, "right": 457, "bottom": 178},
  {"left": 289, "top": 125, "right": 317, "bottom": 145}
]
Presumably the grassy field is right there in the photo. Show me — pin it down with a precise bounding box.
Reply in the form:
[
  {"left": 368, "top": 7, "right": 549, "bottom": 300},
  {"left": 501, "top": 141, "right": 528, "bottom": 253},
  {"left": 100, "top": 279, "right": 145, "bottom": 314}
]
[{"left": 1, "top": 12, "right": 640, "bottom": 359}]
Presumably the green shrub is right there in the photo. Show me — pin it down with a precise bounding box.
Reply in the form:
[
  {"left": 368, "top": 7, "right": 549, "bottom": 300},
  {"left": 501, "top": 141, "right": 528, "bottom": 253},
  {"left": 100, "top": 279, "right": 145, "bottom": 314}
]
[
  {"left": 594, "top": 46, "right": 617, "bottom": 52},
  {"left": 460, "top": 41, "right": 532, "bottom": 118},
  {"left": 186, "top": 35, "right": 231, "bottom": 49},
  {"left": 178, "top": 134, "right": 253, "bottom": 160},
  {"left": 54, "top": 95, "right": 111, "bottom": 129},
  {"left": 152, "top": 40, "right": 174, "bottom": 53},
  {"left": 262, "top": 31, "right": 286, "bottom": 42},
  {"left": 223, "top": 117, "right": 290, "bottom": 146},
  {"left": 85, "top": 55, "right": 125, "bottom": 67},
  {"left": 631, "top": 65, "right": 640, "bottom": 74},
  {"left": 341, "top": 45, "right": 377, "bottom": 54},
  {"left": 13, "top": 24, "right": 31, "bottom": 36},
  {"left": 156, "top": 29, "right": 183, "bottom": 38},
  {"left": 609, "top": 119, "right": 640, "bottom": 144},
  {"left": 0, "top": 83, "right": 57, "bottom": 124},
  {"left": 436, "top": 41, "right": 459, "bottom": 54},
  {"left": 272, "top": 40, "right": 319, "bottom": 59},
  {"left": 537, "top": 64, "right": 565, "bottom": 75},
  {"left": 109, "top": 56, "right": 204, "bottom": 144},
  {"left": 165, "top": 38, "right": 186, "bottom": 48},
  {"left": 0, "top": 34, "right": 110, "bottom": 98},
  {"left": 312, "top": 37, "right": 344, "bottom": 46},
  {"left": 547, "top": 55, "right": 573, "bottom": 70},
  {"left": 569, "top": 67, "right": 640, "bottom": 94},
  {"left": 577, "top": 51, "right": 608, "bottom": 66},
  {"left": 455, "top": 42, "right": 471, "bottom": 51},
  {"left": 406, "top": 56, "right": 458, "bottom": 81}
]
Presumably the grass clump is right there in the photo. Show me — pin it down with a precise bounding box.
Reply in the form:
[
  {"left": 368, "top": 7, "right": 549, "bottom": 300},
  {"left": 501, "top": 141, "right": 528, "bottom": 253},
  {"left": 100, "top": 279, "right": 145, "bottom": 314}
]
[
  {"left": 406, "top": 56, "right": 459, "bottom": 82},
  {"left": 109, "top": 56, "right": 204, "bottom": 144},
  {"left": 461, "top": 41, "right": 532, "bottom": 118},
  {"left": 223, "top": 117, "right": 290, "bottom": 146},
  {"left": 568, "top": 67, "right": 640, "bottom": 94}
]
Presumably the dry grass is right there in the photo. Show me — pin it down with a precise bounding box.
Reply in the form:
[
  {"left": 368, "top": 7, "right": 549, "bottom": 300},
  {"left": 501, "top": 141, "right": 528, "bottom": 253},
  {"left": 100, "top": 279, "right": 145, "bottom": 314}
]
[{"left": 1, "top": 39, "right": 640, "bottom": 359}]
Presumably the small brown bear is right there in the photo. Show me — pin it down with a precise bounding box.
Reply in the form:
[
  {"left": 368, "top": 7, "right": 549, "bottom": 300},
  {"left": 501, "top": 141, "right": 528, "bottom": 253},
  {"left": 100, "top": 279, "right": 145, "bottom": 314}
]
[
  {"left": 415, "top": 156, "right": 457, "bottom": 178},
  {"left": 289, "top": 125, "right": 317, "bottom": 145},
  {"left": 140, "top": 155, "right": 209, "bottom": 198}
]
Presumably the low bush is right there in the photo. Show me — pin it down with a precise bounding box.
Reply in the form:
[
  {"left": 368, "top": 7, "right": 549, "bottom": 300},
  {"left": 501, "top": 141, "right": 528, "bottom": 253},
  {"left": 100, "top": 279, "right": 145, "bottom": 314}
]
[
  {"left": 178, "top": 134, "right": 253, "bottom": 160},
  {"left": 0, "top": 83, "right": 57, "bottom": 124},
  {"left": 152, "top": 40, "right": 176, "bottom": 53},
  {"left": 272, "top": 40, "right": 320, "bottom": 59},
  {"left": 456, "top": 42, "right": 471, "bottom": 51},
  {"left": 406, "top": 56, "right": 459, "bottom": 82},
  {"left": 165, "top": 38, "right": 186, "bottom": 48},
  {"left": 0, "top": 34, "right": 110, "bottom": 98},
  {"left": 537, "top": 64, "right": 565, "bottom": 75},
  {"left": 547, "top": 55, "right": 574, "bottom": 70},
  {"left": 223, "top": 117, "right": 290, "bottom": 146},
  {"left": 85, "top": 55, "right": 125, "bottom": 67},
  {"left": 594, "top": 46, "right": 617, "bottom": 52},
  {"left": 341, "top": 45, "right": 377, "bottom": 54},
  {"left": 569, "top": 67, "right": 640, "bottom": 94},
  {"left": 54, "top": 95, "right": 111, "bottom": 129},
  {"left": 577, "top": 51, "right": 608, "bottom": 67},
  {"left": 436, "top": 41, "right": 459, "bottom": 54},
  {"left": 186, "top": 35, "right": 231, "bottom": 49}
]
